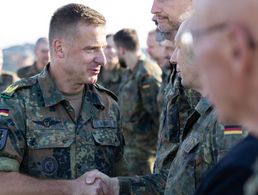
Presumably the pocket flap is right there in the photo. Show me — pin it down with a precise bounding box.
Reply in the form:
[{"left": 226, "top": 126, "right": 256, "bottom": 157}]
[
  {"left": 27, "top": 129, "right": 73, "bottom": 149},
  {"left": 92, "top": 129, "right": 120, "bottom": 146},
  {"left": 182, "top": 136, "right": 200, "bottom": 153}
]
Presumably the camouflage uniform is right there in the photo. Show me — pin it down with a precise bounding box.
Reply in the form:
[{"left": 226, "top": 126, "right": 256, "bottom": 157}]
[
  {"left": 17, "top": 62, "right": 42, "bottom": 78},
  {"left": 0, "top": 64, "right": 128, "bottom": 179},
  {"left": 98, "top": 66, "right": 124, "bottom": 96},
  {"left": 118, "top": 57, "right": 161, "bottom": 175},
  {"left": 0, "top": 70, "right": 19, "bottom": 92},
  {"left": 164, "top": 97, "right": 244, "bottom": 195},
  {"left": 154, "top": 68, "right": 200, "bottom": 173},
  {"left": 117, "top": 67, "right": 200, "bottom": 195}
]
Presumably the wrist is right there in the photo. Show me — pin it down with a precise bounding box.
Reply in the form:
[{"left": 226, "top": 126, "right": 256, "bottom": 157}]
[
  {"left": 110, "top": 177, "right": 120, "bottom": 195},
  {"left": 117, "top": 177, "right": 131, "bottom": 195}
]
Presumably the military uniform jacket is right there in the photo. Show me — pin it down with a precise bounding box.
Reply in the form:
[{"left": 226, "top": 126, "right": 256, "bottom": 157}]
[
  {"left": 117, "top": 73, "right": 200, "bottom": 195},
  {"left": 17, "top": 62, "right": 42, "bottom": 78},
  {"left": 164, "top": 97, "right": 244, "bottom": 195},
  {"left": 154, "top": 72, "right": 200, "bottom": 172},
  {"left": 0, "top": 64, "right": 127, "bottom": 179},
  {"left": 118, "top": 58, "right": 162, "bottom": 151}
]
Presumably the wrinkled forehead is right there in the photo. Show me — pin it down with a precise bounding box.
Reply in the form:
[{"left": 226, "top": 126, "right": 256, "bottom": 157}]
[{"left": 192, "top": 0, "right": 257, "bottom": 29}]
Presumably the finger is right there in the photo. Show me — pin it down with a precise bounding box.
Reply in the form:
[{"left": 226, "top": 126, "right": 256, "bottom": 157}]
[
  {"left": 85, "top": 170, "right": 100, "bottom": 184},
  {"left": 95, "top": 179, "right": 105, "bottom": 195},
  {"left": 85, "top": 170, "right": 107, "bottom": 185}
]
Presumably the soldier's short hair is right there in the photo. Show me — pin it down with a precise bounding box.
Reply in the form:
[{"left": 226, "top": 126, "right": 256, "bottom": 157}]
[
  {"left": 49, "top": 3, "right": 106, "bottom": 44},
  {"left": 114, "top": 28, "right": 140, "bottom": 52}
]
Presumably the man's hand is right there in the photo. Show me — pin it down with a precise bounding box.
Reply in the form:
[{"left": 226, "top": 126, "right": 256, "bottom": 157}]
[
  {"left": 84, "top": 169, "right": 119, "bottom": 195},
  {"left": 71, "top": 172, "right": 106, "bottom": 195}
]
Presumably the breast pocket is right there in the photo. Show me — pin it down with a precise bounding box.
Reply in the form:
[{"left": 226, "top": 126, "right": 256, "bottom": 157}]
[
  {"left": 91, "top": 128, "right": 121, "bottom": 176},
  {"left": 25, "top": 128, "right": 74, "bottom": 178}
]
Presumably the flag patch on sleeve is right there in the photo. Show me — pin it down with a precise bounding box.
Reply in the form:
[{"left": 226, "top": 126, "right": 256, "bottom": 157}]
[
  {"left": 0, "top": 109, "right": 9, "bottom": 117},
  {"left": 224, "top": 125, "right": 242, "bottom": 135}
]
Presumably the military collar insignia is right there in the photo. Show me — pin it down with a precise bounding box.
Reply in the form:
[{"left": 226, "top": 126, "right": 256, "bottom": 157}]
[{"left": 86, "top": 91, "right": 105, "bottom": 110}]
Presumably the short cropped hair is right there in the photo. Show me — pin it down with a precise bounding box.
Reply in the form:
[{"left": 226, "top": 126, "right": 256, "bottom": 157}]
[
  {"left": 49, "top": 3, "right": 106, "bottom": 44},
  {"left": 114, "top": 28, "right": 140, "bottom": 52}
]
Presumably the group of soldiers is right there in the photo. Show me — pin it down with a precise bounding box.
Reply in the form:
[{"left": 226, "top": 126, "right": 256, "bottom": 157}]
[{"left": 0, "top": 0, "right": 258, "bottom": 194}]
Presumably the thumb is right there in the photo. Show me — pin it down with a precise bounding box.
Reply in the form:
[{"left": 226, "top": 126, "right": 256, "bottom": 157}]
[{"left": 85, "top": 172, "right": 97, "bottom": 184}]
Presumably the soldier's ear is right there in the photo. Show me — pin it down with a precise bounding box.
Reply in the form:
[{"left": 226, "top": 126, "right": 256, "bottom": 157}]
[
  {"left": 52, "top": 39, "right": 64, "bottom": 58},
  {"left": 227, "top": 25, "right": 254, "bottom": 75}
]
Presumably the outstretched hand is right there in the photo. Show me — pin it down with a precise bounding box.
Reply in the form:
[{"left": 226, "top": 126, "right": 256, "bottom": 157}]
[{"left": 84, "top": 169, "right": 119, "bottom": 195}]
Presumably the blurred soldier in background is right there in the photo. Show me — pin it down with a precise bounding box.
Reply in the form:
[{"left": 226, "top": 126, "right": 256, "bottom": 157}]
[
  {"left": 0, "top": 48, "right": 19, "bottom": 92},
  {"left": 98, "top": 34, "right": 125, "bottom": 96},
  {"left": 17, "top": 37, "right": 49, "bottom": 78},
  {"left": 156, "top": 37, "right": 176, "bottom": 112},
  {"left": 114, "top": 28, "right": 162, "bottom": 175},
  {"left": 147, "top": 29, "right": 167, "bottom": 66}
]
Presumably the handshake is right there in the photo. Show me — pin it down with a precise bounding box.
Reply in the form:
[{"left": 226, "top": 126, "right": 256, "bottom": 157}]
[{"left": 72, "top": 169, "right": 120, "bottom": 195}]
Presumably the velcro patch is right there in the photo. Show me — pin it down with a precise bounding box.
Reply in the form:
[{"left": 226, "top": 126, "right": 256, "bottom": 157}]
[
  {"left": 92, "top": 119, "right": 116, "bottom": 128},
  {"left": 224, "top": 125, "right": 242, "bottom": 135},
  {"left": 0, "top": 109, "right": 9, "bottom": 117},
  {"left": 0, "top": 129, "right": 8, "bottom": 150},
  {"left": 182, "top": 137, "right": 199, "bottom": 153}
]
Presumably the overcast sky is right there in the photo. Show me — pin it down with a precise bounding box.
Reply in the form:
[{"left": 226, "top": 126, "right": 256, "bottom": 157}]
[{"left": 0, "top": 0, "right": 156, "bottom": 49}]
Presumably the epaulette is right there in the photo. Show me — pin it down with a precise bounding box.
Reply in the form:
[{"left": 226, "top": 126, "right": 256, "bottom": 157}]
[
  {"left": 1, "top": 78, "right": 36, "bottom": 99},
  {"left": 94, "top": 83, "right": 118, "bottom": 101}
]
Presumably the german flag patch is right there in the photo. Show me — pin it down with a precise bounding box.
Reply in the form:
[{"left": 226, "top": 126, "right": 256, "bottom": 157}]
[
  {"left": 224, "top": 125, "right": 242, "bottom": 135},
  {"left": 0, "top": 109, "right": 9, "bottom": 117}
]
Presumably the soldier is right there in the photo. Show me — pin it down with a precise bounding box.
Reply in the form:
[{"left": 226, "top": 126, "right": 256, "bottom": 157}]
[
  {"left": 173, "top": 0, "right": 258, "bottom": 194},
  {"left": 156, "top": 38, "right": 176, "bottom": 113},
  {"left": 146, "top": 29, "right": 167, "bottom": 66},
  {"left": 17, "top": 37, "right": 49, "bottom": 78},
  {"left": 0, "top": 3, "right": 127, "bottom": 194},
  {"left": 163, "top": 19, "right": 244, "bottom": 195},
  {"left": 98, "top": 34, "right": 124, "bottom": 96},
  {"left": 0, "top": 49, "right": 19, "bottom": 92},
  {"left": 114, "top": 28, "right": 162, "bottom": 175},
  {"left": 151, "top": 0, "right": 200, "bottom": 174}
]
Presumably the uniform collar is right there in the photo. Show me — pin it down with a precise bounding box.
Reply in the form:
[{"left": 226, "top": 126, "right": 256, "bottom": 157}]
[
  {"left": 195, "top": 97, "right": 212, "bottom": 115},
  {"left": 37, "top": 63, "right": 65, "bottom": 107}
]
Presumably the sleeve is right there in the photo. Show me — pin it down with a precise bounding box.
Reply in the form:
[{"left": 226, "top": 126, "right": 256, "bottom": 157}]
[
  {"left": 118, "top": 169, "right": 168, "bottom": 195},
  {"left": 211, "top": 120, "right": 244, "bottom": 162},
  {"left": 0, "top": 96, "right": 26, "bottom": 172}
]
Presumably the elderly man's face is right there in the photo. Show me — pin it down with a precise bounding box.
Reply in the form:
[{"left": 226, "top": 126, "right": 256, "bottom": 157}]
[
  {"left": 191, "top": 0, "right": 252, "bottom": 123},
  {"left": 151, "top": 0, "right": 192, "bottom": 33}
]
